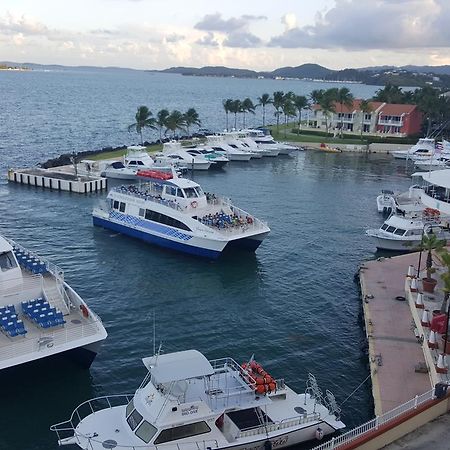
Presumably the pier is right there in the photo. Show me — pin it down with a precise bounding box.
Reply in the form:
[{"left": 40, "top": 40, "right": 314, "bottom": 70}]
[{"left": 7, "top": 167, "right": 107, "bottom": 193}]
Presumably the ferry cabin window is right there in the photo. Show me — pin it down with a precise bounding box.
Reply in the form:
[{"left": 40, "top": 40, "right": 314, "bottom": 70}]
[
  {"left": 381, "top": 224, "right": 388, "bottom": 231},
  {"left": 184, "top": 188, "right": 198, "bottom": 198},
  {"left": 154, "top": 421, "right": 211, "bottom": 444},
  {"left": 144, "top": 209, "right": 192, "bottom": 232},
  {"left": 177, "top": 189, "right": 185, "bottom": 198},
  {"left": 165, "top": 186, "right": 177, "bottom": 196},
  {"left": 113, "top": 200, "right": 120, "bottom": 210},
  {"left": 119, "top": 202, "right": 126, "bottom": 213},
  {"left": 135, "top": 420, "right": 157, "bottom": 444},
  {"left": 127, "top": 409, "right": 143, "bottom": 431},
  {"left": 126, "top": 399, "right": 134, "bottom": 417},
  {"left": 139, "top": 208, "right": 145, "bottom": 217},
  {"left": 0, "top": 251, "right": 17, "bottom": 272}
]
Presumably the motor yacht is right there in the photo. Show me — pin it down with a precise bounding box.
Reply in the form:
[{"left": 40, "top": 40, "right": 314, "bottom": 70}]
[
  {"left": 92, "top": 172, "right": 270, "bottom": 259},
  {"left": 220, "top": 132, "right": 265, "bottom": 159},
  {"left": 414, "top": 156, "right": 450, "bottom": 171},
  {"left": 206, "top": 136, "right": 253, "bottom": 162},
  {"left": 244, "top": 129, "right": 298, "bottom": 156},
  {"left": 391, "top": 138, "right": 436, "bottom": 160},
  {"left": 51, "top": 349, "right": 345, "bottom": 449},
  {"left": 185, "top": 147, "right": 229, "bottom": 169},
  {"left": 0, "top": 234, "right": 107, "bottom": 370},
  {"left": 154, "top": 142, "right": 212, "bottom": 171}
]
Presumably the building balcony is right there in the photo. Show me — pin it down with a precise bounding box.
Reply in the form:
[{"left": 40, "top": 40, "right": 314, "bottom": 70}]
[{"left": 378, "top": 119, "right": 403, "bottom": 126}]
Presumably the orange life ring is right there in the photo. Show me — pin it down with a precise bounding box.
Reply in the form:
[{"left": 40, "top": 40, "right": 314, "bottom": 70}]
[
  {"left": 80, "top": 304, "right": 89, "bottom": 318},
  {"left": 191, "top": 201, "right": 198, "bottom": 208}
]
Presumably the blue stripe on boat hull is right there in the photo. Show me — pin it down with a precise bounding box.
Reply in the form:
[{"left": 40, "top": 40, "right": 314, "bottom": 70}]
[{"left": 93, "top": 216, "right": 222, "bottom": 259}]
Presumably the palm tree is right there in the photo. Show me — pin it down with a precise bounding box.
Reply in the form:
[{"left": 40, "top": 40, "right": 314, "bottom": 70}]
[
  {"left": 419, "top": 233, "right": 445, "bottom": 281},
  {"left": 336, "top": 87, "right": 354, "bottom": 137},
  {"left": 373, "top": 84, "right": 405, "bottom": 104},
  {"left": 281, "top": 95, "right": 296, "bottom": 138},
  {"left": 223, "top": 99, "right": 233, "bottom": 131},
  {"left": 273, "top": 91, "right": 285, "bottom": 132},
  {"left": 310, "top": 89, "right": 325, "bottom": 105},
  {"left": 438, "top": 249, "right": 450, "bottom": 314},
  {"left": 359, "top": 100, "right": 372, "bottom": 138},
  {"left": 184, "top": 108, "right": 201, "bottom": 136},
  {"left": 319, "top": 91, "right": 336, "bottom": 135},
  {"left": 241, "top": 98, "right": 256, "bottom": 128},
  {"left": 228, "top": 99, "right": 242, "bottom": 130},
  {"left": 156, "top": 109, "right": 170, "bottom": 142},
  {"left": 293, "top": 95, "right": 308, "bottom": 134},
  {"left": 165, "top": 110, "right": 186, "bottom": 138},
  {"left": 257, "top": 93, "right": 273, "bottom": 127},
  {"left": 127, "top": 106, "right": 156, "bottom": 145}
]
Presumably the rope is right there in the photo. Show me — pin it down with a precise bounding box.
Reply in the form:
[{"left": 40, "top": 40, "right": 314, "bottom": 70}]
[{"left": 340, "top": 373, "right": 372, "bottom": 406}]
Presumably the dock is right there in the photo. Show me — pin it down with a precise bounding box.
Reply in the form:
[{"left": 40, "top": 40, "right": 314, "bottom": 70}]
[{"left": 7, "top": 167, "right": 107, "bottom": 193}]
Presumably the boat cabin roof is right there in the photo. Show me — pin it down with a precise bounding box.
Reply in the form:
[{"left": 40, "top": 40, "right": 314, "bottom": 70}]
[
  {"left": 163, "top": 177, "right": 201, "bottom": 189},
  {"left": 142, "top": 350, "right": 214, "bottom": 383},
  {"left": 0, "top": 236, "right": 13, "bottom": 253},
  {"left": 412, "top": 170, "right": 450, "bottom": 190}
]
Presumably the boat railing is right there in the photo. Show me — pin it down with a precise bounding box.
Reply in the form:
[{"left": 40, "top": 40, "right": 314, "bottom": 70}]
[
  {"left": 238, "top": 412, "right": 321, "bottom": 438},
  {"left": 0, "top": 273, "right": 44, "bottom": 304},
  {"left": 51, "top": 395, "right": 220, "bottom": 449}
]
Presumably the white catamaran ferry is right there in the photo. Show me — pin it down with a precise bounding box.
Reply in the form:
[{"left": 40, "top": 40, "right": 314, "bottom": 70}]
[
  {"left": 92, "top": 172, "right": 270, "bottom": 259},
  {"left": 51, "top": 349, "right": 345, "bottom": 450},
  {"left": 0, "top": 234, "right": 107, "bottom": 370}
]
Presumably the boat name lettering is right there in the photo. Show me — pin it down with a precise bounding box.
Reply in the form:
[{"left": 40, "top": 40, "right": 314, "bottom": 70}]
[
  {"left": 181, "top": 406, "right": 198, "bottom": 416},
  {"left": 242, "top": 436, "right": 288, "bottom": 450}
]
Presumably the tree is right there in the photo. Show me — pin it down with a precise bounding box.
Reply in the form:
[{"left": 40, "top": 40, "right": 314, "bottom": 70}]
[
  {"left": 257, "top": 93, "right": 273, "bottom": 127},
  {"left": 281, "top": 94, "right": 296, "bottom": 138},
  {"left": 273, "top": 91, "right": 285, "bottom": 132},
  {"left": 373, "top": 84, "right": 405, "bottom": 104},
  {"left": 419, "top": 233, "right": 445, "bottom": 280},
  {"left": 414, "top": 86, "right": 442, "bottom": 136},
  {"left": 336, "top": 87, "right": 354, "bottom": 137},
  {"left": 184, "top": 108, "right": 201, "bottom": 136},
  {"left": 241, "top": 98, "right": 256, "bottom": 128},
  {"left": 156, "top": 109, "right": 170, "bottom": 142},
  {"left": 310, "top": 89, "right": 325, "bottom": 105},
  {"left": 223, "top": 99, "right": 233, "bottom": 131},
  {"left": 319, "top": 91, "right": 336, "bottom": 135},
  {"left": 438, "top": 249, "right": 450, "bottom": 314},
  {"left": 127, "top": 106, "right": 156, "bottom": 145},
  {"left": 165, "top": 110, "right": 186, "bottom": 138},
  {"left": 228, "top": 99, "right": 242, "bottom": 129},
  {"left": 359, "top": 99, "right": 372, "bottom": 138},
  {"left": 293, "top": 95, "right": 308, "bottom": 134}
]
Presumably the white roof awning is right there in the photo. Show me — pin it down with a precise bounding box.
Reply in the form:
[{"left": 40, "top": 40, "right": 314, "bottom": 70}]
[
  {"left": 142, "top": 350, "right": 214, "bottom": 383},
  {"left": 412, "top": 170, "right": 450, "bottom": 189}
]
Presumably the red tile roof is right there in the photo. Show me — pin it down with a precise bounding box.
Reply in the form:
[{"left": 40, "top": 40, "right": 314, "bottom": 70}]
[
  {"left": 313, "top": 99, "right": 384, "bottom": 113},
  {"left": 378, "top": 103, "right": 418, "bottom": 116}
]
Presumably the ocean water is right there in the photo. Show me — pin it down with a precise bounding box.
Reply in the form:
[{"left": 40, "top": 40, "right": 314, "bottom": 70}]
[{"left": 0, "top": 70, "right": 414, "bottom": 450}]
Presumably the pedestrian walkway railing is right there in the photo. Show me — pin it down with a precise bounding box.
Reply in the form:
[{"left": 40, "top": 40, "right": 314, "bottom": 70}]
[{"left": 312, "top": 388, "right": 437, "bottom": 450}]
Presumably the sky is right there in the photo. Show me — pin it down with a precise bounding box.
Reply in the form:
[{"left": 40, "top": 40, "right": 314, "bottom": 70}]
[{"left": 1, "top": 0, "right": 450, "bottom": 71}]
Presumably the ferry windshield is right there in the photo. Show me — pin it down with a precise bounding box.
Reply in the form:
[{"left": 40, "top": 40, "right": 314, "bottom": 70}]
[
  {"left": 0, "top": 251, "right": 17, "bottom": 272},
  {"left": 184, "top": 188, "right": 198, "bottom": 198}
]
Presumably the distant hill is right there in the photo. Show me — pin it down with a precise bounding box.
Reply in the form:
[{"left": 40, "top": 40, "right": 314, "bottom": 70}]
[{"left": 359, "top": 64, "right": 450, "bottom": 76}]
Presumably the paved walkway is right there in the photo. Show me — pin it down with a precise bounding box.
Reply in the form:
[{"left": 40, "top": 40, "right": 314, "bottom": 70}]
[{"left": 360, "top": 253, "right": 432, "bottom": 415}]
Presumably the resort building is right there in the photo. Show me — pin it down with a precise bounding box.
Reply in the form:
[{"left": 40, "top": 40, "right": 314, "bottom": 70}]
[{"left": 311, "top": 100, "right": 423, "bottom": 136}]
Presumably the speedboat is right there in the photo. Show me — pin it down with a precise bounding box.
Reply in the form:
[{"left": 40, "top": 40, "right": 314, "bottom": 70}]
[
  {"left": 101, "top": 161, "right": 138, "bottom": 180},
  {"left": 391, "top": 138, "right": 435, "bottom": 160},
  {"left": 185, "top": 147, "right": 229, "bottom": 169},
  {"left": 376, "top": 190, "right": 395, "bottom": 214},
  {"left": 0, "top": 234, "right": 107, "bottom": 370},
  {"left": 220, "top": 132, "right": 265, "bottom": 159},
  {"left": 154, "top": 142, "right": 212, "bottom": 171},
  {"left": 244, "top": 129, "right": 298, "bottom": 156},
  {"left": 206, "top": 136, "right": 253, "bottom": 161},
  {"left": 51, "top": 349, "right": 345, "bottom": 449},
  {"left": 92, "top": 172, "right": 270, "bottom": 259},
  {"left": 366, "top": 209, "right": 450, "bottom": 251}
]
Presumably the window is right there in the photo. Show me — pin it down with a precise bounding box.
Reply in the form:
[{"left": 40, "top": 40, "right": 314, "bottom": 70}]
[
  {"left": 165, "top": 186, "right": 177, "bottom": 196},
  {"left": 364, "top": 114, "right": 371, "bottom": 121},
  {"left": 127, "top": 409, "right": 143, "bottom": 431},
  {"left": 184, "top": 188, "right": 198, "bottom": 198},
  {"left": 137, "top": 161, "right": 144, "bottom": 166},
  {"left": 135, "top": 421, "right": 158, "bottom": 443},
  {"left": 128, "top": 160, "right": 137, "bottom": 166},
  {"left": 381, "top": 224, "right": 388, "bottom": 231},
  {"left": 113, "top": 200, "right": 119, "bottom": 210},
  {"left": 126, "top": 399, "right": 134, "bottom": 417},
  {"left": 119, "top": 202, "right": 126, "bottom": 213},
  {"left": 177, "top": 189, "right": 184, "bottom": 198},
  {"left": 154, "top": 422, "right": 211, "bottom": 444},
  {"left": 394, "top": 228, "right": 406, "bottom": 236},
  {"left": 0, "top": 251, "right": 17, "bottom": 272},
  {"left": 139, "top": 208, "right": 145, "bottom": 217},
  {"left": 143, "top": 209, "right": 191, "bottom": 232},
  {"left": 386, "top": 226, "right": 396, "bottom": 233}
]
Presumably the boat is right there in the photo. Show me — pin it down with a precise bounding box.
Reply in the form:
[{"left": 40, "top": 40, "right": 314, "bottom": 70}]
[
  {"left": 154, "top": 142, "right": 212, "bottom": 171},
  {"left": 414, "top": 156, "right": 450, "bottom": 171},
  {"left": 220, "top": 132, "right": 265, "bottom": 159},
  {"left": 0, "top": 234, "right": 107, "bottom": 370},
  {"left": 317, "top": 143, "right": 342, "bottom": 153},
  {"left": 92, "top": 173, "right": 270, "bottom": 259},
  {"left": 185, "top": 147, "right": 230, "bottom": 169},
  {"left": 206, "top": 136, "right": 253, "bottom": 161},
  {"left": 101, "top": 161, "right": 139, "bottom": 180},
  {"left": 51, "top": 349, "right": 345, "bottom": 449},
  {"left": 366, "top": 208, "right": 450, "bottom": 251},
  {"left": 391, "top": 138, "right": 435, "bottom": 160},
  {"left": 244, "top": 129, "right": 298, "bottom": 156},
  {"left": 376, "top": 190, "right": 395, "bottom": 214}
]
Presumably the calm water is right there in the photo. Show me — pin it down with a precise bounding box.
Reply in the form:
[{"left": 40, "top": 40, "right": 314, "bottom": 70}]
[{"left": 0, "top": 70, "right": 414, "bottom": 450}]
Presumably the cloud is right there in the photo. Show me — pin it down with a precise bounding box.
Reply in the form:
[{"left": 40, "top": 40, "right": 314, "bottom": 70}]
[
  {"left": 281, "top": 13, "right": 297, "bottom": 31},
  {"left": 195, "top": 32, "right": 219, "bottom": 47},
  {"left": 224, "top": 31, "right": 263, "bottom": 48},
  {"left": 165, "top": 33, "right": 185, "bottom": 43},
  {"left": 269, "top": 0, "right": 450, "bottom": 50}
]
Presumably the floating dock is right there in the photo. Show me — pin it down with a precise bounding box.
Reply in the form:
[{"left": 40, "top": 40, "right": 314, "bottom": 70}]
[{"left": 7, "top": 167, "right": 107, "bottom": 193}]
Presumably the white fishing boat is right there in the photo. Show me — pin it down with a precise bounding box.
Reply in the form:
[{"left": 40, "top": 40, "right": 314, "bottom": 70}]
[
  {"left": 185, "top": 147, "right": 229, "bottom": 169},
  {"left": 245, "top": 129, "right": 298, "bottom": 156},
  {"left": 0, "top": 234, "right": 107, "bottom": 370},
  {"left": 51, "top": 349, "right": 345, "bottom": 449},
  {"left": 414, "top": 157, "right": 450, "bottom": 171},
  {"left": 366, "top": 209, "right": 450, "bottom": 251},
  {"left": 391, "top": 138, "right": 435, "bottom": 160},
  {"left": 220, "top": 132, "right": 265, "bottom": 159},
  {"left": 376, "top": 190, "right": 395, "bottom": 214},
  {"left": 124, "top": 146, "right": 156, "bottom": 170},
  {"left": 92, "top": 172, "right": 270, "bottom": 259},
  {"left": 155, "top": 142, "right": 212, "bottom": 171},
  {"left": 206, "top": 136, "right": 253, "bottom": 161},
  {"left": 101, "top": 161, "right": 139, "bottom": 180}
]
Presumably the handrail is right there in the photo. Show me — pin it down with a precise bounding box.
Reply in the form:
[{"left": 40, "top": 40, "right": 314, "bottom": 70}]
[{"left": 311, "top": 388, "right": 437, "bottom": 450}]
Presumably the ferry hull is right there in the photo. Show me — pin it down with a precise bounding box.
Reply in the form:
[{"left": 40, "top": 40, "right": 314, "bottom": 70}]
[{"left": 93, "top": 215, "right": 223, "bottom": 259}]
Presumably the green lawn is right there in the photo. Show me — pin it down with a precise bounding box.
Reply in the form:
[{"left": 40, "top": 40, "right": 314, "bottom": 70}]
[
  {"left": 88, "top": 144, "right": 163, "bottom": 161},
  {"left": 271, "top": 126, "right": 368, "bottom": 145}
]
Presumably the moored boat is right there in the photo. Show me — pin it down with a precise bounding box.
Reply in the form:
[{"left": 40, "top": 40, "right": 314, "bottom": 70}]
[
  {"left": 0, "top": 234, "right": 107, "bottom": 370},
  {"left": 51, "top": 349, "right": 345, "bottom": 449},
  {"left": 92, "top": 173, "right": 270, "bottom": 259}
]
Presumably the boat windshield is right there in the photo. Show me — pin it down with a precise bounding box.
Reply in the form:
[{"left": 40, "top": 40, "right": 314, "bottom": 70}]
[
  {"left": 184, "top": 187, "right": 198, "bottom": 198},
  {"left": 0, "top": 251, "right": 17, "bottom": 272}
]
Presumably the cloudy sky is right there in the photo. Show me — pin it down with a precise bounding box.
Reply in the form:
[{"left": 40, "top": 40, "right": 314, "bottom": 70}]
[{"left": 1, "top": 0, "right": 450, "bottom": 70}]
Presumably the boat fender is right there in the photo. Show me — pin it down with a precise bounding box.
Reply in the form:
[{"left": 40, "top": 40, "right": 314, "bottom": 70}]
[
  {"left": 315, "top": 427, "right": 324, "bottom": 440},
  {"left": 264, "top": 441, "right": 272, "bottom": 450},
  {"left": 80, "top": 304, "right": 89, "bottom": 318},
  {"left": 191, "top": 201, "right": 198, "bottom": 208}
]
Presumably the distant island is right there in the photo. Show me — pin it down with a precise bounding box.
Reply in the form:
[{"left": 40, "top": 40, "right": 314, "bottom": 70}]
[{"left": 0, "top": 64, "right": 30, "bottom": 71}]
